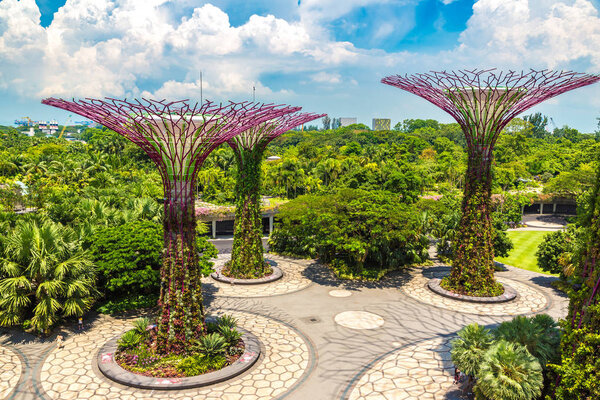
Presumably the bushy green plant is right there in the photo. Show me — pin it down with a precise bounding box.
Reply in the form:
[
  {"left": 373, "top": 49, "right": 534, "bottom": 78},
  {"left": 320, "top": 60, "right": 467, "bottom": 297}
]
[
  {"left": 451, "top": 323, "right": 494, "bottom": 376},
  {"left": 96, "top": 294, "right": 158, "bottom": 314},
  {"left": 133, "top": 317, "right": 150, "bottom": 336},
  {"left": 474, "top": 340, "right": 543, "bottom": 400},
  {"left": 270, "top": 189, "right": 429, "bottom": 279},
  {"left": 196, "top": 333, "right": 227, "bottom": 358},
  {"left": 219, "top": 326, "right": 242, "bottom": 347},
  {"left": 536, "top": 226, "right": 578, "bottom": 276},
  {"left": 118, "top": 330, "right": 142, "bottom": 350},
  {"left": 176, "top": 354, "right": 226, "bottom": 376},
  {"left": 205, "top": 321, "right": 219, "bottom": 334},
  {"left": 216, "top": 314, "right": 237, "bottom": 329},
  {"left": 494, "top": 315, "right": 560, "bottom": 368}
]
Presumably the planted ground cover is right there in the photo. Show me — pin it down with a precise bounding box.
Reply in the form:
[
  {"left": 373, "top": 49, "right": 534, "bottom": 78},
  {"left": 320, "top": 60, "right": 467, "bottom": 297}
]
[
  {"left": 495, "top": 231, "right": 557, "bottom": 276},
  {"left": 115, "top": 315, "right": 244, "bottom": 378}
]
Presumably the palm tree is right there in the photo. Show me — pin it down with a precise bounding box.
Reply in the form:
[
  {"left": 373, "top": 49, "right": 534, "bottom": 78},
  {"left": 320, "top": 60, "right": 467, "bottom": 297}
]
[
  {"left": 451, "top": 323, "right": 494, "bottom": 377},
  {"left": 494, "top": 315, "right": 560, "bottom": 368},
  {"left": 474, "top": 340, "right": 543, "bottom": 400},
  {"left": 0, "top": 222, "right": 97, "bottom": 332}
]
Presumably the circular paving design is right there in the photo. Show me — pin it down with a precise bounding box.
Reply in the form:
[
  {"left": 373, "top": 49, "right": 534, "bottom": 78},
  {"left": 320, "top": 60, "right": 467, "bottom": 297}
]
[
  {"left": 0, "top": 345, "right": 21, "bottom": 399},
  {"left": 329, "top": 289, "right": 353, "bottom": 298},
  {"left": 41, "top": 311, "right": 311, "bottom": 399},
  {"left": 334, "top": 311, "right": 385, "bottom": 330},
  {"left": 347, "top": 337, "right": 454, "bottom": 400},
  {"left": 203, "top": 254, "right": 313, "bottom": 297},
  {"left": 402, "top": 266, "right": 548, "bottom": 316}
]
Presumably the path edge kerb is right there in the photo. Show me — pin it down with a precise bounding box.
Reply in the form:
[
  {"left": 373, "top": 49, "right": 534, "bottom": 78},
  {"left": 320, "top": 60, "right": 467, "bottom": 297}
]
[
  {"left": 211, "top": 265, "right": 283, "bottom": 285},
  {"left": 96, "top": 327, "right": 261, "bottom": 390},
  {"left": 427, "top": 278, "right": 518, "bottom": 304}
]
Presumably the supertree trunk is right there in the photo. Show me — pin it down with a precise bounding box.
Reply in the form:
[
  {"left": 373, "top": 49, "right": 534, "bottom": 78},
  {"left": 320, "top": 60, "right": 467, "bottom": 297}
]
[
  {"left": 446, "top": 145, "right": 500, "bottom": 294},
  {"left": 157, "top": 178, "right": 204, "bottom": 353},
  {"left": 229, "top": 148, "right": 266, "bottom": 278}
]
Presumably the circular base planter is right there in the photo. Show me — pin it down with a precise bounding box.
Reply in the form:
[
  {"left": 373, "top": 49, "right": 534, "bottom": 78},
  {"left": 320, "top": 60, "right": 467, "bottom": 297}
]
[
  {"left": 427, "top": 278, "right": 517, "bottom": 303},
  {"left": 211, "top": 260, "right": 282, "bottom": 285},
  {"left": 97, "top": 327, "right": 261, "bottom": 390}
]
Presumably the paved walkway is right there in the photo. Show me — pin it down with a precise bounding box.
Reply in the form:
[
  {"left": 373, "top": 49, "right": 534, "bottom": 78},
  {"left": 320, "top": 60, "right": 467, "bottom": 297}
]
[{"left": 0, "top": 249, "right": 569, "bottom": 400}]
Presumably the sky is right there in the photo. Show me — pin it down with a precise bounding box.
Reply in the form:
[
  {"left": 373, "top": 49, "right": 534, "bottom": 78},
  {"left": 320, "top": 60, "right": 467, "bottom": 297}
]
[{"left": 1, "top": 0, "right": 600, "bottom": 131}]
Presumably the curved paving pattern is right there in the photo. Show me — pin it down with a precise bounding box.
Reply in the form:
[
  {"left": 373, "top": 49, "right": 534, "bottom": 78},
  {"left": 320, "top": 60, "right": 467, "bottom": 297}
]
[
  {"left": 348, "top": 337, "right": 454, "bottom": 400},
  {"left": 401, "top": 264, "right": 548, "bottom": 316},
  {"left": 204, "top": 254, "right": 313, "bottom": 297},
  {"left": 0, "top": 345, "right": 21, "bottom": 399},
  {"left": 41, "top": 311, "right": 311, "bottom": 399}
]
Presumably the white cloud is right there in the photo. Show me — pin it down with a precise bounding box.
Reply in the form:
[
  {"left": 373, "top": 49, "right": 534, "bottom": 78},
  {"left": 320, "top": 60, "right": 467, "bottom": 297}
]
[{"left": 311, "top": 72, "right": 342, "bottom": 84}]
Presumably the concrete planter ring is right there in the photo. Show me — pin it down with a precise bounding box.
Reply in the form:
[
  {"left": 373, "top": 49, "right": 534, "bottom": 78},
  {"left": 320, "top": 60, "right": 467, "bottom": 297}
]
[
  {"left": 97, "top": 327, "right": 261, "bottom": 390},
  {"left": 427, "top": 278, "right": 518, "bottom": 304},
  {"left": 211, "top": 259, "right": 283, "bottom": 285}
]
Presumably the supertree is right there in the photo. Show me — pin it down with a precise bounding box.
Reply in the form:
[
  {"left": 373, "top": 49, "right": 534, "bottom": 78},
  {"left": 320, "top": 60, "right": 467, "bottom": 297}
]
[
  {"left": 382, "top": 69, "right": 600, "bottom": 296},
  {"left": 42, "top": 97, "right": 300, "bottom": 353},
  {"left": 226, "top": 111, "right": 325, "bottom": 278}
]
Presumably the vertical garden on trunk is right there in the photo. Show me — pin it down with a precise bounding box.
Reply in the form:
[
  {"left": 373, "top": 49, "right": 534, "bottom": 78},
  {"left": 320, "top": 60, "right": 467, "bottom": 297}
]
[
  {"left": 227, "top": 112, "right": 324, "bottom": 278},
  {"left": 382, "top": 69, "right": 600, "bottom": 296}
]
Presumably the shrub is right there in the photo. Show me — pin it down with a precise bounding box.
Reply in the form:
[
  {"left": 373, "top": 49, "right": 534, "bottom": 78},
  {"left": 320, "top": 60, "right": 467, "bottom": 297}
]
[
  {"left": 176, "top": 354, "right": 226, "bottom": 376},
  {"left": 270, "top": 189, "right": 429, "bottom": 279},
  {"left": 535, "top": 226, "right": 578, "bottom": 276},
  {"left": 196, "top": 333, "right": 227, "bottom": 358},
  {"left": 96, "top": 294, "right": 158, "bottom": 314},
  {"left": 219, "top": 326, "right": 242, "bottom": 347},
  {"left": 474, "top": 340, "right": 543, "bottom": 400},
  {"left": 133, "top": 317, "right": 150, "bottom": 336},
  {"left": 118, "top": 330, "right": 142, "bottom": 350},
  {"left": 216, "top": 314, "right": 237, "bottom": 329},
  {"left": 451, "top": 323, "right": 494, "bottom": 376}
]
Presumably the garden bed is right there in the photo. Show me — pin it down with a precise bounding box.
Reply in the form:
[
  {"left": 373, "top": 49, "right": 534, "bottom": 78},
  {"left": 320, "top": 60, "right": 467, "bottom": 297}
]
[
  {"left": 211, "top": 260, "right": 282, "bottom": 285},
  {"left": 97, "top": 316, "right": 261, "bottom": 390},
  {"left": 428, "top": 278, "right": 517, "bottom": 303}
]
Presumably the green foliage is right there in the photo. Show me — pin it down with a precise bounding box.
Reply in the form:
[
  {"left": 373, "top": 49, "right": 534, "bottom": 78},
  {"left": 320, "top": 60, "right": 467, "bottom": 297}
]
[
  {"left": 86, "top": 220, "right": 163, "bottom": 297},
  {"left": 219, "top": 326, "right": 242, "bottom": 347},
  {"left": 133, "top": 317, "right": 150, "bottom": 335},
  {"left": 0, "top": 221, "right": 97, "bottom": 332},
  {"left": 494, "top": 315, "right": 560, "bottom": 368},
  {"left": 118, "top": 330, "right": 143, "bottom": 350},
  {"left": 96, "top": 294, "right": 158, "bottom": 314},
  {"left": 270, "top": 189, "right": 429, "bottom": 279},
  {"left": 216, "top": 314, "right": 238, "bottom": 329},
  {"left": 195, "top": 333, "right": 228, "bottom": 358},
  {"left": 474, "top": 340, "right": 543, "bottom": 400},
  {"left": 451, "top": 323, "right": 494, "bottom": 376},
  {"left": 176, "top": 354, "right": 226, "bottom": 377},
  {"left": 535, "top": 226, "right": 578, "bottom": 276}
]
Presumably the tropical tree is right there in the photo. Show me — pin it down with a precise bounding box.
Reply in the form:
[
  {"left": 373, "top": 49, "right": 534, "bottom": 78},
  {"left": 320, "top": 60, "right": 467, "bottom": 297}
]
[
  {"left": 451, "top": 323, "right": 494, "bottom": 377},
  {"left": 474, "top": 340, "right": 543, "bottom": 400},
  {"left": 0, "top": 221, "right": 97, "bottom": 333}
]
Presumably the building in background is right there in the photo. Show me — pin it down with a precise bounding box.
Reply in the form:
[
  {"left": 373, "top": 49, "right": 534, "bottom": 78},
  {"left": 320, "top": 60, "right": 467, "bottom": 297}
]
[
  {"left": 372, "top": 118, "right": 391, "bottom": 130},
  {"left": 340, "top": 117, "right": 357, "bottom": 127}
]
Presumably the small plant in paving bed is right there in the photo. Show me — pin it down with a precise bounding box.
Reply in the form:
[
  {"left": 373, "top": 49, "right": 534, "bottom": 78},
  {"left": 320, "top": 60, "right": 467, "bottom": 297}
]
[{"left": 115, "top": 314, "right": 245, "bottom": 378}]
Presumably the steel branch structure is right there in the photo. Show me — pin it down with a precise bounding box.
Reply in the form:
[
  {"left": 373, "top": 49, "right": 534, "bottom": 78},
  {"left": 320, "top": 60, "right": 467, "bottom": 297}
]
[
  {"left": 42, "top": 97, "right": 300, "bottom": 352},
  {"left": 227, "top": 111, "right": 325, "bottom": 278},
  {"left": 382, "top": 69, "right": 600, "bottom": 296}
]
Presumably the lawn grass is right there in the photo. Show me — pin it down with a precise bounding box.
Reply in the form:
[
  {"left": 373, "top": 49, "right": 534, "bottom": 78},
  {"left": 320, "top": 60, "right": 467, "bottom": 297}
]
[{"left": 495, "top": 230, "right": 558, "bottom": 276}]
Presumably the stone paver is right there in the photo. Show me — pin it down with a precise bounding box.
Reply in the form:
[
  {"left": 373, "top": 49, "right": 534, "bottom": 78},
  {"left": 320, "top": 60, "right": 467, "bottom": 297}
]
[
  {"left": 40, "top": 311, "right": 310, "bottom": 399},
  {"left": 348, "top": 337, "right": 454, "bottom": 400},
  {"left": 204, "top": 254, "right": 313, "bottom": 297},
  {"left": 0, "top": 345, "right": 21, "bottom": 399},
  {"left": 329, "top": 290, "right": 353, "bottom": 298},
  {"left": 401, "top": 262, "right": 548, "bottom": 316}
]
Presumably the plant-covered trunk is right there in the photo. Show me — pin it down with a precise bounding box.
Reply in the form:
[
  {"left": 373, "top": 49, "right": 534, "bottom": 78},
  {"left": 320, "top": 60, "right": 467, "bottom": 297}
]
[
  {"left": 229, "top": 149, "right": 266, "bottom": 278},
  {"left": 443, "top": 145, "right": 501, "bottom": 296},
  {"left": 157, "top": 178, "right": 204, "bottom": 354}
]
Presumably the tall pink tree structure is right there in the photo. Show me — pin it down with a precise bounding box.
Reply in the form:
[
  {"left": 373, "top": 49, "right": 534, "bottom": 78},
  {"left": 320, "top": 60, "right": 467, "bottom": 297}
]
[
  {"left": 227, "top": 111, "right": 325, "bottom": 278},
  {"left": 382, "top": 69, "right": 600, "bottom": 296},
  {"left": 42, "top": 97, "right": 300, "bottom": 352}
]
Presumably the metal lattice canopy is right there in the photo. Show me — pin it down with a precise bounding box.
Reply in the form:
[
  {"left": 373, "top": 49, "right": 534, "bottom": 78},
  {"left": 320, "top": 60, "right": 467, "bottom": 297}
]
[
  {"left": 382, "top": 69, "right": 600, "bottom": 147},
  {"left": 227, "top": 111, "right": 326, "bottom": 153},
  {"left": 41, "top": 97, "right": 302, "bottom": 177}
]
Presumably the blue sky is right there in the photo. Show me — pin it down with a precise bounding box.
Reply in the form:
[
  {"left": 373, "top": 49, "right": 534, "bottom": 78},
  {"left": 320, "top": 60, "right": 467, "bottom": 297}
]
[{"left": 1, "top": 0, "right": 600, "bottom": 131}]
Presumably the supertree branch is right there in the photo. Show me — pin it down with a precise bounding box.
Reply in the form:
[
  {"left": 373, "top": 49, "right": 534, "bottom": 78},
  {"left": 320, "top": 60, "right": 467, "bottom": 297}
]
[
  {"left": 226, "top": 112, "right": 325, "bottom": 278},
  {"left": 382, "top": 69, "right": 600, "bottom": 297},
  {"left": 42, "top": 97, "right": 301, "bottom": 353}
]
